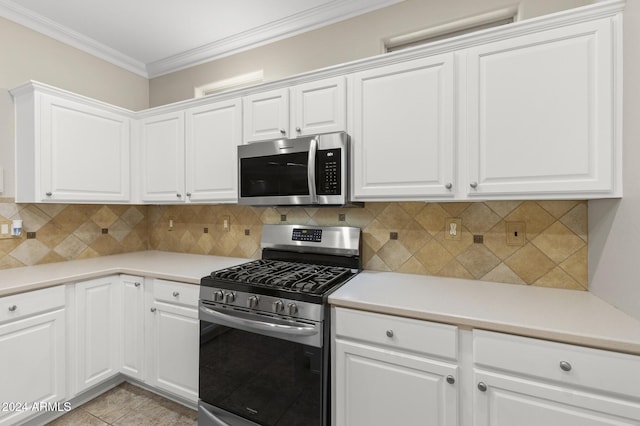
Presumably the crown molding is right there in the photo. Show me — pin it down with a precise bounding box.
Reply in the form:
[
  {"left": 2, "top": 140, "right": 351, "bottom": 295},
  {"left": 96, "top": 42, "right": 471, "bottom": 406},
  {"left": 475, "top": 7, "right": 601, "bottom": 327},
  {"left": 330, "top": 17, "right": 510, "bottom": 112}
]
[
  {"left": 0, "top": 0, "right": 404, "bottom": 79},
  {"left": 0, "top": 0, "right": 148, "bottom": 77}
]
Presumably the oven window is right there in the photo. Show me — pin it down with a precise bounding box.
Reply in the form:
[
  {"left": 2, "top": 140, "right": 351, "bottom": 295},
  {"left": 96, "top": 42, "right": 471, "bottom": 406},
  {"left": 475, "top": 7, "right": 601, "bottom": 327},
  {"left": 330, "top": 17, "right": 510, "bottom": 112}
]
[
  {"left": 240, "top": 152, "right": 310, "bottom": 197},
  {"left": 200, "top": 321, "right": 322, "bottom": 426}
]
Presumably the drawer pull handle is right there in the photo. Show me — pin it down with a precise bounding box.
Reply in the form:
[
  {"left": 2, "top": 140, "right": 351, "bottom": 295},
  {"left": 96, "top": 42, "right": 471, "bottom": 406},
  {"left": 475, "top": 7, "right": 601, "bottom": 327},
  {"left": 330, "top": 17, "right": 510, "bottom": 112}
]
[
  {"left": 559, "top": 361, "right": 572, "bottom": 372},
  {"left": 477, "top": 382, "right": 488, "bottom": 392},
  {"left": 446, "top": 375, "right": 455, "bottom": 385},
  {"left": 173, "top": 291, "right": 180, "bottom": 297},
  {"left": 150, "top": 307, "right": 156, "bottom": 313},
  {"left": 386, "top": 329, "right": 394, "bottom": 338},
  {"left": 8, "top": 305, "right": 17, "bottom": 312}
]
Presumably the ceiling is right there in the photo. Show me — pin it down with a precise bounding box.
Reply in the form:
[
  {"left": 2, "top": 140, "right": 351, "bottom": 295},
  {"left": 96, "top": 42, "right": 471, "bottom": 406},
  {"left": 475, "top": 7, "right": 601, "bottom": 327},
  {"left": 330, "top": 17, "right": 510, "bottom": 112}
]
[{"left": 0, "top": 0, "right": 403, "bottom": 78}]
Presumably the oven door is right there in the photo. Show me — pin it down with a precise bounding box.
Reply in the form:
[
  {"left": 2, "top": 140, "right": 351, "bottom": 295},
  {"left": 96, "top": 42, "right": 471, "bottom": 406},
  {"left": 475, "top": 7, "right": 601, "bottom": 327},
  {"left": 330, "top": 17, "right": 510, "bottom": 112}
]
[{"left": 198, "top": 303, "right": 326, "bottom": 426}]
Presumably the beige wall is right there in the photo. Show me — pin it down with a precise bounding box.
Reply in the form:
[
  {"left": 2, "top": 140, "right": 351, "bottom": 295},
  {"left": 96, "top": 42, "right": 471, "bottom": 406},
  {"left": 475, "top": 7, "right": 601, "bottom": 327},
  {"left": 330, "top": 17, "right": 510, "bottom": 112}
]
[
  {"left": 149, "top": 0, "right": 592, "bottom": 106},
  {"left": 589, "top": 1, "right": 640, "bottom": 320}
]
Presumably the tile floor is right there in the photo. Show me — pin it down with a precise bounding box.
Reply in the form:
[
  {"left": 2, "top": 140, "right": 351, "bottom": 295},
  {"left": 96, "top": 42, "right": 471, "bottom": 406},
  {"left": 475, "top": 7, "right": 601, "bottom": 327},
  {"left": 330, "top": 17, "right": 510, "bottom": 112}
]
[{"left": 48, "top": 382, "right": 197, "bottom": 425}]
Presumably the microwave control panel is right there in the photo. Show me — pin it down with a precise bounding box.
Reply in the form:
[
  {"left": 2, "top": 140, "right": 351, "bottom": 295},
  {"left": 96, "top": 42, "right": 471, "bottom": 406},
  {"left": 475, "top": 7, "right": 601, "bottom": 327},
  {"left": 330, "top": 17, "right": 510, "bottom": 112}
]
[{"left": 317, "top": 149, "right": 341, "bottom": 195}]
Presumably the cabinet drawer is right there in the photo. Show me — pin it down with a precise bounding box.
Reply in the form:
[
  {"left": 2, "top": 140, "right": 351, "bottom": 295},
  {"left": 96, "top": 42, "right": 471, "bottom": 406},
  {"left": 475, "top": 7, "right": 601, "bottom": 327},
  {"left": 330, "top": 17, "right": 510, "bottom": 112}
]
[
  {"left": 152, "top": 279, "right": 199, "bottom": 307},
  {"left": 474, "top": 330, "right": 640, "bottom": 399},
  {"left": 335, "top": 308, "right": 457, "bottom": 360},
  {"left": 0, "top": 286, "right": 65, "bottom": 323}
]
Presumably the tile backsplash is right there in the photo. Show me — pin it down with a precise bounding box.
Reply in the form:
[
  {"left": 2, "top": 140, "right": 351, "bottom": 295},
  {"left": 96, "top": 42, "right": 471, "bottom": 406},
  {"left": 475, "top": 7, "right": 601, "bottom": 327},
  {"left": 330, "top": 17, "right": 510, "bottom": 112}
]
[{"left": 0, "top": 200, "right": 587, "bottom": 290}]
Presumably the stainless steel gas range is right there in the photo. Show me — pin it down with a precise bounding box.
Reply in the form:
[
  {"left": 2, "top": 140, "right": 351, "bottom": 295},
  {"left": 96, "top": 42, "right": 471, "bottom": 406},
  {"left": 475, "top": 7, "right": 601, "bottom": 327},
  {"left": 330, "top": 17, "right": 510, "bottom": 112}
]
[{"left": 198, "top": 224, "right": 361, "bottom": 426}]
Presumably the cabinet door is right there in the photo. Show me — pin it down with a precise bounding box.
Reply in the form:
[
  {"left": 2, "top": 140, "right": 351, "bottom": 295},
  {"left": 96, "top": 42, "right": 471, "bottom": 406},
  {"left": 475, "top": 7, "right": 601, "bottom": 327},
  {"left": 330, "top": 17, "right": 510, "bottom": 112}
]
[
  {"left": 335, "top": 339, "right": 458, "bottom": 426},
  {"left": 120, "top": 275, "right": 144, "bottom": 380},
  {"left": 0, "top": 309, "right": 65, "bottom": 426},
  {"left": 40, "top": 94, "right": 131, "bottom": 202},
  {"left": 466, "top": 17, "right": 617, "bottom": 197},
  {"left": 185, "top": 99, "right": 242, "bottom": 202},
  {"left": 147, "top": 282, "right": 199, "bottom": 403},
  {"left": 75, "top": 276, "right": 121, "bottom": 392},
  {"left": 473, "top": 370, "right": 640, "bottom": 425},
  {"left": 243, "top": 88, "right": 289, "bottom": 142},
  {"left": 351, "top": 54, "right": 455, "bottom": 200},
  {"left": 291, "top": 77, "right": 346, "bottom": 137},
  {"left": 139, "top": 111, "right": 186, "bottom": 202}
]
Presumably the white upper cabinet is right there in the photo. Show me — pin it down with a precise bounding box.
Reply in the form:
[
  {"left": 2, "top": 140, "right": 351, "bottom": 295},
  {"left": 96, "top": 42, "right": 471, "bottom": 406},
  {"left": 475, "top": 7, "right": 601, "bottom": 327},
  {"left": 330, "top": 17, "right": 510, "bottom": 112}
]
[
  {"left": 464, "top": 16, "right": 620, "bottom": 198},
  {"left": 243, "top": 88, "right": 289, "bottom": 143},
  {"left": 139, "top": 111, "right": 186, "bottom": 203},
  {"left": 242, "top": 76, "right": 346, "bottom": 143},
  {"left": 290, "top": 77, "right": 346, "bottom": 137},
  {"left": 351, "top": 54, "right": 455, "bottom": 200},
  {"left": 12, "top": 82, "right": 132, "bottom": 203},
  {"left": 185, "top": 99, "right": 242, "bottom": 203}
]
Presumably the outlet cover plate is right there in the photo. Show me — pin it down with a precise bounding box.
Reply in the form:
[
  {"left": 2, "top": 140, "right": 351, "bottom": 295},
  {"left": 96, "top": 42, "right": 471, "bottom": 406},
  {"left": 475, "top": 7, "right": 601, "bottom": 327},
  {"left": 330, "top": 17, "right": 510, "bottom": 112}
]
[
  {"left": 444, "top": 218, "right": 462, "bottom": 241},
  {"left": 506, "top": 222, "right": 526, "bottom": 246},
  {"left": 0, "top": 220, "right": 12, "bottom": 239}
]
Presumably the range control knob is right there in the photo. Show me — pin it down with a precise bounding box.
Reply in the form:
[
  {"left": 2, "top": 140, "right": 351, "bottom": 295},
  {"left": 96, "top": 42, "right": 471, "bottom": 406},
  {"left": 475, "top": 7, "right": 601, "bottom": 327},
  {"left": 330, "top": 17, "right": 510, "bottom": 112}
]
[
  {"left": 272, "top": 300, "right": 284, "bottom": 313},
  {"left": 224, "top": 292, "right": 236, "bottom": 304},
  {"left": 286, "top": 303, "right": 298, "bottom": 316},
  {"left": 213, "top": 290, "right": 224, "bottom": 302},
  {"left": 247, "top": 295, "right": 260, "bottom": 309}
]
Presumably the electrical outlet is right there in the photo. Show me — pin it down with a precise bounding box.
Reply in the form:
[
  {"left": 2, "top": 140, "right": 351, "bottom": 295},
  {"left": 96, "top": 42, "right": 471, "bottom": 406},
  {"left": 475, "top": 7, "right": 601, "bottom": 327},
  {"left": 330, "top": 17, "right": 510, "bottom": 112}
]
[
  {"left": 444, "top": 218, "right": 462, "bottom": 241},
  {"left": 223, "top": 215, "right": 230, "bottom": 232},
  {"left": 506, "top": 222, "right": 526, "bottom": 246},
  {"left": 0, "top": 220, "right": 11, "bottom": 239}
]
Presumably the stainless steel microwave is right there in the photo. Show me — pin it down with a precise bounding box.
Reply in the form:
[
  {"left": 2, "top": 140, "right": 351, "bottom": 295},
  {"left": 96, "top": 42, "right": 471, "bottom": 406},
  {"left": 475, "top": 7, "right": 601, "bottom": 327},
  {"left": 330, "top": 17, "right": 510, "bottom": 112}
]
[{"left": 238, "top": 132, "right": 349, "bottom": 206}]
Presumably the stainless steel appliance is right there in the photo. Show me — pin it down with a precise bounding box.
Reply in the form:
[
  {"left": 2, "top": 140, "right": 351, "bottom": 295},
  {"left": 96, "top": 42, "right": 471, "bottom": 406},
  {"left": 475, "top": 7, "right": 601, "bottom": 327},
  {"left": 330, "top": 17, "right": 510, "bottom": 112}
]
[
  {"left": 198, "top": 224, "right": 361, "bottom": 426},
  {"left": 237, "top": 132, "right": 349, "bottom": 206}
]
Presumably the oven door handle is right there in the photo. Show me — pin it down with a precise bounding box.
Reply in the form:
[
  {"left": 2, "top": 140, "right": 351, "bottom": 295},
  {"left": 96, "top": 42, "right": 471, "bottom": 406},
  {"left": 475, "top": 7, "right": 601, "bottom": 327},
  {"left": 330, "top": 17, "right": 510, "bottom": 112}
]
[{"left": 199, "top": 305, "right": 320, "bottom": 337}]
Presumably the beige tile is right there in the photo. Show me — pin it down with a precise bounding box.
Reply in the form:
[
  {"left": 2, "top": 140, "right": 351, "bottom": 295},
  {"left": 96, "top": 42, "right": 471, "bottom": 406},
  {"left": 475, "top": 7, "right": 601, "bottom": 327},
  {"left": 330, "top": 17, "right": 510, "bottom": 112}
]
[
  {"left": 504, "top": 201, "right": 556, "bottom": 239},
  {"left": 376, "top": 204, "right": 413, "bottom": 230},
  {"left": 377, "top": 240, "right": 412, "bottom": 270},
  {"left": 484, "top": 201, "right": 522, "bottom": 218},
  {"left": 80, "top": 384, "right": 149, "bottom": 423},
  {"left": 414, "top": 239, "right": 454, "bottom": 274},
  {"left": 533, "top": 266, "right": 585, "bottom": 291},
  {"left": 48, "top": 409, "right": 108, "bottom": 426},
  {"left": 456, "top": 244, "right": 501, "bottom": 279},
  {"left": 504, "top": 243, "right": 555, "bottom": 284},
  {"left": 9, "top": 239, "right": 50, "bottom": 265},
  {"left": 537, "top": 200, "right": 580, "bottom": 219},
  {"left": 460, "top": 203, "right": 501, "bottom": 234},
  {"left": 397, "top": 256, "right": 429, "bottom": 275},
  {"left": 440, "top": 202, "right": 471, "bottom": 217},
  {"left": 121, "top": 206, "right": 146, "bottom": 227},
  {"left": 363, "top": 254, "right": 392, "bottom": 272},
  {"left": 54, "top": 234, "right": 89, "bottom": 259},
  {"left": 482, "top": 220, "right": 521, "bottom": 260},
  {"left": 91, "top": 206, "right": 120, "bottom": 228},
  {"left": 437, "top": 259, "right": 474, "bottom": 279},
  {"left": 363, "top": 219, "right": 390, "bottom": 252},
  {"left": 414, "top": 203, "right": 449, "bottom": 236},
  {"left": 398, "top": 202, "right": 427, "bottom": 217},
  {"left": 560, "top": 202, "right": 588, "bottom": 242},
  {"left": 481, "top": 263, "right": 526, "bottom": 285},
  {"left": 560, "top": 246, "right": 588, "bottom": 288},
  {"left": 531, "top": 221, "right": 585, "bottom": 263}
]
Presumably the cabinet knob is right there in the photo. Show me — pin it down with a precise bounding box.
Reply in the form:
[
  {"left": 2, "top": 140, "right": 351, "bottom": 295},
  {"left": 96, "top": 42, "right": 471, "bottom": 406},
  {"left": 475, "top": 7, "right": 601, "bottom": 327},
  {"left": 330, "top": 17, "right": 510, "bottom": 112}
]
[
  {"left": 477, "top": 382, "right": 488, "bottom": 392},
  {"left": 176, "top": 193, "right": 182, "bottom": 198},
  {"left": 386, "top": 329, "right": 394, "bottom": 338},
  {"left": 45, "top": 192, "right": 52, "bottom": 196},
  {"left": 150, "top": 307, "right": 156, "bottom": 313},
  {"left": 186, "top": 192, "right": 192, "bottom": 197},
  {"left": 279, "top": 128, "right": 286, "bottom": 134},
  {"left": 559, "top": 361, "right": 572, "bottom": 372},
  {"left": 8, "top": 305, "right": 17, "bottom": 312},
  {"left": 173, "top": 291, "right": 180, "bottom": 297},
  {"left": 134, "top": 282, "right": 141, "bottom": 287},
  {"left": 445, "top": 182, "right": 453, "bottom": 190},
  {"left": 296, "top": 127, "right": 301, "bottom": 133},
  {"left": 446, "top": 375, "right": 455, "bottom": 385},
  {"left": 470, "top": 182, "right": 478, "bottom": 189}
]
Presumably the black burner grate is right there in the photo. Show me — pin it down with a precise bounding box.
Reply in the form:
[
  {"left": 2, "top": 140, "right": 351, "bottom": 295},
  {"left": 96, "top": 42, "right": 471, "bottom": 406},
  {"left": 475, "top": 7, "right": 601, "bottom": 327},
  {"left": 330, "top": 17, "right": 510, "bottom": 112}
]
[{"left": 211, "top": 259, "right": 352, "bottom": 295}]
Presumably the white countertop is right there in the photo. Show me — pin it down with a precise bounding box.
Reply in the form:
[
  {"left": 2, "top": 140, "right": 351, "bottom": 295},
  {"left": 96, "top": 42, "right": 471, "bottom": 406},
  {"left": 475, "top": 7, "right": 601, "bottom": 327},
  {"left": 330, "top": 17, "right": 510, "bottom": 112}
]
[
  {"left": 2, "top": 251, "right": 639, "bottom": 356},
  {"left": 329, "top": 271, "right": 640, "bottom": 356},
  {"left": 0, "top": 250, "right": 247, "bottom": 296}
]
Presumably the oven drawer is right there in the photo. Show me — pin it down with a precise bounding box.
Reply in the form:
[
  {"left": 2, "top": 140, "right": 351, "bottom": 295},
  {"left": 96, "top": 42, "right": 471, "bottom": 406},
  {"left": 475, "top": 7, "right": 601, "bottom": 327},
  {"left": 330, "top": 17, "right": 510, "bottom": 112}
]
[
  {"left": 474, "top": 329, "right": 640, "bottom": 398},
  {"left": 0, "top": 286, "right": 65, "bottom": 323},
  {"left": 153, "top": 279, "right": 199, "bottom": 307},
  {"left": 335, "top": 308, "right": 458, "bottom": 360}
]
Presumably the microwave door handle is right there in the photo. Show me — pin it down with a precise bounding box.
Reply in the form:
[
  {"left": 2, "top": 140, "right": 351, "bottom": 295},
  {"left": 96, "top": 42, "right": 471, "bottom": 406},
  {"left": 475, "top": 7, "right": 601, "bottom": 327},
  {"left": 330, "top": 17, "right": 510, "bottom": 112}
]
[{"left": 307, "top": 136, "right": 318, "bottom": 203}]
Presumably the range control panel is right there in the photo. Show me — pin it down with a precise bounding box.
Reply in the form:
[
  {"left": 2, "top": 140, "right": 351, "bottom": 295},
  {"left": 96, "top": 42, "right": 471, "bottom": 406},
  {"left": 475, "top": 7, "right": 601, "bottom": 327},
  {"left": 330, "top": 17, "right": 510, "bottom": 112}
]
[{"left": 292, "top": 228, "right": 323, "bottom": 243}]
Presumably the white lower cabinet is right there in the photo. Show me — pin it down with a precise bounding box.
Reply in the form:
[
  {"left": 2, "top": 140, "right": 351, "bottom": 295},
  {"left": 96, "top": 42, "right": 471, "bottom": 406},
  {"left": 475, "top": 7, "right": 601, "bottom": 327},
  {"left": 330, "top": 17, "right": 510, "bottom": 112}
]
[
  {"left": 333, "top": 308, "right": 459, "bottom": 426},
  {"left": 0, "top": 286, "right": 66, "bottom": 426},
  {"left": 473, "top": 330, "right": 640, "bottom": 425},
  {"left": 120, "top": 275, "right": 145, "bottom": 381},
  {"left": 146, "top": 279, "right": 199, "bottom": 403},
  {"left": 75, "top": 276, "right": 121, "bottom": 393}
]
